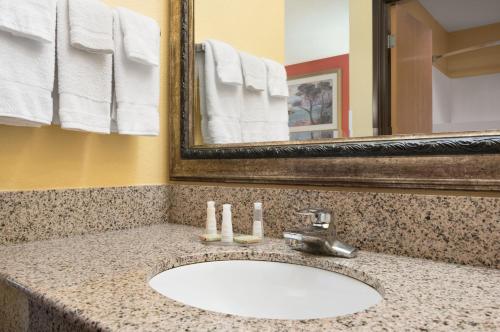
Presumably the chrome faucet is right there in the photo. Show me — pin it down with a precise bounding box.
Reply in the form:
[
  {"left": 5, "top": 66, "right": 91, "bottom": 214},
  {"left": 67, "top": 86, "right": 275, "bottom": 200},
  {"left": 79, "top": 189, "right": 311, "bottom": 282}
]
[{"left": 283, "top": 208, "right": 358, "bottom": 258}]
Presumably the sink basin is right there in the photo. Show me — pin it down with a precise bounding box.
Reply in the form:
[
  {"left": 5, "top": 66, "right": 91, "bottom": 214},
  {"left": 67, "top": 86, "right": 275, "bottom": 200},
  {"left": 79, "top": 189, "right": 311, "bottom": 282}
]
[{"left": 149, "top": 260, "right": 382, "bottom": 320}]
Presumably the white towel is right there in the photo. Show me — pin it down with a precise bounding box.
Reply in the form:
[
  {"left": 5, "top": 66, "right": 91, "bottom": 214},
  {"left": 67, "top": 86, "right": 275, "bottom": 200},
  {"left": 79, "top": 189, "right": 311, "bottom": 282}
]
[
  {"left": 112, "top": 10, "right": 160, "bottom": 136},
  {"left": 202, "top": 41, "right": 243, "bottom": 144},
  {"left": 240, "top": 84, "right": 290, "bottom": 143},
  {"left": 69, "top": 0, "right": 113, "bottom": 54},
  {"left": 0, "top": 0, "right": 56, "bottom": 43},
  {"left": 117, "top": 7, "right": 160, "bottom": 67},
  {"left": 239, "top": 51, "right": 266, "bottom": 91},
  {"left": 238, "top": 52, "right": 268, "bottom": 142},
  {"left": 264, "top": 59, "right": 289, "bottom": 97},
  {"left": 207, "top": 39, "right": 243, "bottom": 86},
  {"left": 57, "top": 0, "right": 112, "bottom": 134},
  {"left": 262, "top": 58, "right": 290, "bottom": 141},
  {"left": 0, "top": 2, "right": 56, "bottom": 127}
]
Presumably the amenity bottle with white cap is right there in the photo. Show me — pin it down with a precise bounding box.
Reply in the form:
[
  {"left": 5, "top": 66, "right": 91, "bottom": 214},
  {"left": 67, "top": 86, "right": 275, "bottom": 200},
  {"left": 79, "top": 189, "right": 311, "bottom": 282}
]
[
  {"left": 252, "top": 202, "right": 264, "bottom": 238},
  {"left": 221, "top": 204, "right": 234, "bottom": 243},
  {"left": 206, "top": 201, "right": 217, "bottom": 235}
]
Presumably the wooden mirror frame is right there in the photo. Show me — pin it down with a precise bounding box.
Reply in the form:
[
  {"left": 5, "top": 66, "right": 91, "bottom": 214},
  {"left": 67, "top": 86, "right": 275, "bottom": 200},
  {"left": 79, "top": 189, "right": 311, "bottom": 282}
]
[{"left": 169, "top": 0, "right": 500, "bottom": 191}]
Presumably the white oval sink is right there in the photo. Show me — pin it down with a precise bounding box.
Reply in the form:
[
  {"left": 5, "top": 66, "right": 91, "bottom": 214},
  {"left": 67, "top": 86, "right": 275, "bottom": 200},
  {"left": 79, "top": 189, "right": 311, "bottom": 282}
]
[{"left": 149, "top": 260, "right": 382, "bottom": 320}]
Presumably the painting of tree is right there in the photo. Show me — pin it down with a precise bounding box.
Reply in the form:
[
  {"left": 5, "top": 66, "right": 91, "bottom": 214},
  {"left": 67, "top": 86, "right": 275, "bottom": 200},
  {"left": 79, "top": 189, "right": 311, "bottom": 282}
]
[
  {"left": 290, "top": 81, "right": 333, "bottom": 126},
  {"left": 287, "top": 71, "right": 339, "bottom": 141}
]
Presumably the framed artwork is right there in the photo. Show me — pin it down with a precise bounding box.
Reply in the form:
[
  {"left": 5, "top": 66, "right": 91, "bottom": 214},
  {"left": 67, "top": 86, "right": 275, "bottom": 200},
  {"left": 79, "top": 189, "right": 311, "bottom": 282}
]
[
  {"left": 287, "top": 70, "right": 341, "bottom": 141},
  {"left": 286, "top": 54, "right": 349, "bottom": 138}
]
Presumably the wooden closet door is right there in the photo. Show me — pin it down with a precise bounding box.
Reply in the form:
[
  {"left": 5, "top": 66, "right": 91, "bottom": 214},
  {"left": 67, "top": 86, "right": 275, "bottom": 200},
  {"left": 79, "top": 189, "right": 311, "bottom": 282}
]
[{"left": 390, "top": 5, "right": 433, "bottom": 135}]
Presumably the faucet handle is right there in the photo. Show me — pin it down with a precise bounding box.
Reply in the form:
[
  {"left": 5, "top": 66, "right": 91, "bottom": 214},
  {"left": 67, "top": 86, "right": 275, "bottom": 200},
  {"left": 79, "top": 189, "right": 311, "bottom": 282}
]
[{"left": 297, "top": 208, "right": 331, "bottom": 229}]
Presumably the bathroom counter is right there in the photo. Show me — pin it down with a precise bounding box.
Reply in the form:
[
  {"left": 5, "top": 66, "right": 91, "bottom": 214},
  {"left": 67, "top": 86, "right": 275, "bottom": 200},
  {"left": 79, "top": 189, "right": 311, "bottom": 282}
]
[{"left": 0, "top": 223, "right": 498, "bottom": 331}]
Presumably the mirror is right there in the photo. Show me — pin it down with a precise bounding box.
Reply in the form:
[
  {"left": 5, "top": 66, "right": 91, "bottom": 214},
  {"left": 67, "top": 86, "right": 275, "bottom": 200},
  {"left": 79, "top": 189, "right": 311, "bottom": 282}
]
[
  {"left": 168, "top": 0, "right": 500, "bottom": 190},
  {"left": 192, "top": 0, "right": 500, "bottom": 146}
]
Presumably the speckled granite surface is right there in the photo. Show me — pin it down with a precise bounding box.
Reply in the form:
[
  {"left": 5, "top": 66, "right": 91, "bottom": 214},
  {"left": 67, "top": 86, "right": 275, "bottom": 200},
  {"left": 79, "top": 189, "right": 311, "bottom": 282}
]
[
  {"left": 169, "top": 184, "right": 500, "bottom": 268},
  {"left": 0, "top": 224, "right": 498, "bottom": 331},
  {"left": 0, "top": 185, "right": 169, "bottom": 246}
]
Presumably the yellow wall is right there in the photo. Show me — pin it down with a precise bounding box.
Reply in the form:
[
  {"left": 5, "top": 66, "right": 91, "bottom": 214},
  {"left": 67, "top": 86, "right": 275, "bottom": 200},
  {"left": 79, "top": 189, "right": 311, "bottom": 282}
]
[
  {"left": 349, "top": 0, "right": 373, "bottom": 137},
  {"left": 194, "top": 0, "right": 285, "bottom": 63},
  {"left": 0, "top": 0, "right": 169, "bottom": 191}
]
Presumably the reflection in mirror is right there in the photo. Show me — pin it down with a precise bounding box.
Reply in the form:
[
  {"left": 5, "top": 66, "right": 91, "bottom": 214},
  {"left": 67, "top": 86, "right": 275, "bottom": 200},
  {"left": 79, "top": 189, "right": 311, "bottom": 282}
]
[
  {"left": 392, "top": 0, "right": 500, "bottom": 135},
  {"left": 193, "top": 0, "right": 500, "bottom": 146},
  {"left": 194, "top": 0, "right": 358, "bottom": 144}
]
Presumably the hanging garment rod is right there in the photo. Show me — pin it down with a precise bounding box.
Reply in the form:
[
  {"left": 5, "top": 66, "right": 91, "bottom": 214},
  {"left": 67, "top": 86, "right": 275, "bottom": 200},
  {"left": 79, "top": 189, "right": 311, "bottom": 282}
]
[
  {"left": 433, "top": 39, "right": 500, "bottom": 62},
  {"left": 195, "top": 43, "right": 205, "bottom": 52}
]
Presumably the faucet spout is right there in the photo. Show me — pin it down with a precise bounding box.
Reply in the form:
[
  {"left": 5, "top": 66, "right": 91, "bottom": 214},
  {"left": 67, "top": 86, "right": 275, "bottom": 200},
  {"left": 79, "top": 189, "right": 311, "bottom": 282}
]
[
  {"left": 283, "top": 231, "right": 358, "bottom": 258},
  {"left": 283, "top": 208, "right": 358, "bottom": 258}
]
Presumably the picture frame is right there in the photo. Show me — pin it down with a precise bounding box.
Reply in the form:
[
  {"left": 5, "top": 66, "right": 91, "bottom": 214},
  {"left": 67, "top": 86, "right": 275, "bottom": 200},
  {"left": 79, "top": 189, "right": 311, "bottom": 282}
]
[
  {"left": 285, "top": 54, "right": 349, "bottom": 138},
  {"left": 287, "top": 70, "right": 341, "bottom": 141}
]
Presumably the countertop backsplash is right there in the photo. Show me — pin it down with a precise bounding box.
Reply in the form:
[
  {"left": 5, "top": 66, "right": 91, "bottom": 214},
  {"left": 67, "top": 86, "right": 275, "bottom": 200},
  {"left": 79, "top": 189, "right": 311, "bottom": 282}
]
[
  {"left": 169, "top": 184, "right": 500, "bottom": 268},
  {"left": 1, "top": 183, "right": 498, "bottom": 268},
  {"left": 0, "top": 185, "right": 170, "bottom": 246}
]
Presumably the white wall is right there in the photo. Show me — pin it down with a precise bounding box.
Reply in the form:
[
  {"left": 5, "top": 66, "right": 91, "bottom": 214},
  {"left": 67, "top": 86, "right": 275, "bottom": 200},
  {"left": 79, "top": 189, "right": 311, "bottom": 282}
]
[
  {"left": 432, "top": 67, "right": 452, "bottom": 125},
  {"left": 432, "top": 67, "right": 500, "bottom": 132},
  {"left": 285, "top": 0, "right": 349, "bottom": 65}
]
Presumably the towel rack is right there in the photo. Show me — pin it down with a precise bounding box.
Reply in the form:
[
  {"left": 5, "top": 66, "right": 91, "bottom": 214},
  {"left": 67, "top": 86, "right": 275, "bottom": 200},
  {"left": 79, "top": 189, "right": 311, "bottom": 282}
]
[{"left": 195, "top": 43, "right": 205, "bottom": 53}]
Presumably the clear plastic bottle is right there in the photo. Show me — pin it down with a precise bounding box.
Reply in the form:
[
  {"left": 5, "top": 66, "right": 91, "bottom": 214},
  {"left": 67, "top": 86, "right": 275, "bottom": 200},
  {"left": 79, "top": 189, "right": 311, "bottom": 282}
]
[
  {"left": 206, "top": 201, "right": 217, "bottom": 235},
  {"left": 252, "top": 202, "right": 264, "bottom": 238},
  {"left": 221, "top": 204, "right": 234, "bottom": 243}
]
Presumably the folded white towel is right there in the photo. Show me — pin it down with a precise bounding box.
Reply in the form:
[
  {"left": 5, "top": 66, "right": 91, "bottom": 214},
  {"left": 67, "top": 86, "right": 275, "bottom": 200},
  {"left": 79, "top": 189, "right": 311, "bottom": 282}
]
[
  {"left": 207, "top": 39, "right": 243, "bottom": 86},
  {"left": 57, "top": 0, "right": 112, "bottom": 134},
  {"left": 240, "top": 81, "right": 290, "bottom": 143},
  {"left": 117, "top": 7, "right": 160, "bottom": 67},
  {"left": 264, "top": 93, "right": 290, "bottom": 142},
  {"left": 0, "top": 0, "right": 56, "bottom": 43},
  {"left": 112, "top": 10, "right": 160, "bottom": 136},
  {"left": 0, "top": 2, "right": 56, "bottom": 127},
  {"left": 202, "top": 41, "right": 243, "bottom": 144},
  {"left": 264, "top": 58, "right": 289, "bottom": 97},
  {"left": 69, "top": 0, "right": 113, "bottom": 54},
  {"left": 239, "top": 51, "right": 266, "bottom": 91}
]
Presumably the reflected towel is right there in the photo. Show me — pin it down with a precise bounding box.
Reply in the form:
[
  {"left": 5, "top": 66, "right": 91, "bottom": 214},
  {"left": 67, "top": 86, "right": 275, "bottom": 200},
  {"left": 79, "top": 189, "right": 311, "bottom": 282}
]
[
  {"left": 207, "top": 39, "right": 243, "bottom": 86},
  {"left": 202, "top": 41, "right": 243, "bottom": 144},
  {"left": 264, "top": 58, "right": 289, "bottom": 97}
]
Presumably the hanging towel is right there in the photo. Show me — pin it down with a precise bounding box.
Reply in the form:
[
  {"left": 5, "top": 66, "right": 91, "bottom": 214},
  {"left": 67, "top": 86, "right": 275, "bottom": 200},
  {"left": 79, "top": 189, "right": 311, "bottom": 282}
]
[
  {"left": 112, "top": 10, "right": 159, "bottom": 136},
  {"left": 264, "top": 58, "right": 289, "bottom": 97},
  {"left": 0, "top": 0, "right": 56, "bottom": 43},
  {"left": 117, "top": 7, "right": 160, "bottom": 67},
  {"left": 68, "top": 0, "right": 113, "bottom": 54},
  {"left": 263, "top": 58, "right": 289, "bottom": 141},
  {"left": 240, "top": 87, "right": 268, "bottom": 143},
  {"left": 238, "top": 52, "right": 268, "bottom": 142},
  {"left": 201, "top": 41, "right": 243, "bottom": 144},
  {"left": 239, "top": 51, "right": 266, "bottom": 91},
  {"left": 207, "top": 39, "right": 243, "bottom": 86},
  {"left": 0, "top": 1, "right": 56, "bottom": 127},
  {"left": 57, "top": 0, "right": 112, "bottom": 134}
]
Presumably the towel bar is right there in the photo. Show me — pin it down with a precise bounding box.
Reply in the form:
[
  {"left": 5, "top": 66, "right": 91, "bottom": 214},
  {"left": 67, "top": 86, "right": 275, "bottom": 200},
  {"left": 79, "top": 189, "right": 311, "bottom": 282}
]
[{"left": 195, "top": 43, "right": 205, "bottom": 52}]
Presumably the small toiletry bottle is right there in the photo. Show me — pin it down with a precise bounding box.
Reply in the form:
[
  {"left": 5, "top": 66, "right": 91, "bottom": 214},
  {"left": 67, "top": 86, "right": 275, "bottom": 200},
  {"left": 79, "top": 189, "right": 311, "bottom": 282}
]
[
  {"left": 206, "top": 201, "right": 217, "bottom": 235},
  {"left": 252, "top": 202, "right": 264, "bottom": 238},
  {"left": 221, "top": 204, "right": 234, "bottom": 243}
]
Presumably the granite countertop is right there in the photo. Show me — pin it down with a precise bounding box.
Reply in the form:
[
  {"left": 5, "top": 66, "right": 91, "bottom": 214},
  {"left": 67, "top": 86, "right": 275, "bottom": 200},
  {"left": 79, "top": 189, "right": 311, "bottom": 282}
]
[{"left": 0, "top": 223, "right": 498, "bottom": 331}]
